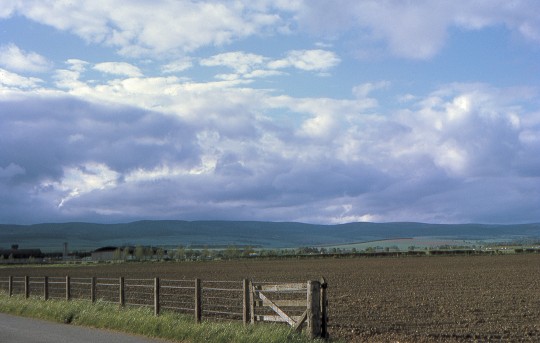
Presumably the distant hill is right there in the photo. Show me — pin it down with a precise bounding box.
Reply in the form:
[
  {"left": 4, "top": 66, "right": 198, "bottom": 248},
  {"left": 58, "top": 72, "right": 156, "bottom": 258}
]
[{"left": 1, "top": 220, "right": 539, "bottom": 252}]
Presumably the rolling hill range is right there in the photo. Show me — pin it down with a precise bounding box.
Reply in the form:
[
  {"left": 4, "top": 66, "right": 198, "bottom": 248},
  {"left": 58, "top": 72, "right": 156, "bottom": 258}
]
[{"left": 1, "top": 221, "right": 539, "bottom": 252}]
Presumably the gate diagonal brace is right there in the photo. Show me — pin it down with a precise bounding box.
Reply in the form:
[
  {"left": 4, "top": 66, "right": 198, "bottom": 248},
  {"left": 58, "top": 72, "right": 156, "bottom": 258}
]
[
  {"left": 293, "top": 310, "right": 308, "bottom": 331},
  {"left": 258, "top": 292, "right": 296, "bottom": 326}
]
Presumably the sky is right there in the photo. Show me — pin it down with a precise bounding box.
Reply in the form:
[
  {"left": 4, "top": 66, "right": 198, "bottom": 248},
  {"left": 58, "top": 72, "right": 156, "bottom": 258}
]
[{"left": 1, "top": 1, "right": 539, "bottom": 225}]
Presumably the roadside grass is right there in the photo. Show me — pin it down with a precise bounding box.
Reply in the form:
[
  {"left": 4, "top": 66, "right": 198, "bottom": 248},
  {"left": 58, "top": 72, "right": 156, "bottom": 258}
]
[{"left": 0, "top": 293, "right": 324, "bottom": 343}]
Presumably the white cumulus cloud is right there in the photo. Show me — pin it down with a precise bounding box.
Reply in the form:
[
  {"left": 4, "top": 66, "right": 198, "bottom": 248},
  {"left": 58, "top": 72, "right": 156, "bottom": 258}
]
[
  {"left": 0, "top": 68, "right": 43, "bottom": 89},
  {"left": 94, "top": 62, "right": 142, "bottom": 77},
  {"left": 296, "top": 0, "right": 540, "bottom": 59},
  {"left": 0, "top": 43, "right": 51, "bottom": 72},
  {"left": 162, "top": 58, "right": 193, "bottom": 74},
  {"left": 268, "top": 49, "right": 340, "bottom": 71},
  {"left": 200, "top": 51, "right": 267, "bottom": 74},
  {"left": 6, "top": 1, "right": 293, "bottom": 57}
]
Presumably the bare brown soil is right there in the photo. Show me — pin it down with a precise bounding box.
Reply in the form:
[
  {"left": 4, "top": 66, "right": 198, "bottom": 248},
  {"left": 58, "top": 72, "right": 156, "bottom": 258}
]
[{"left": 2, "top": 254, "right": 539, "bottom": 342}]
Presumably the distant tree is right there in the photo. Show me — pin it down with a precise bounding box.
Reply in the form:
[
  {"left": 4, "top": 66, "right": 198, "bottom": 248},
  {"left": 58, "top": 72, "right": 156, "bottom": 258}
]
[
  {"left": 176, "top": 245, "right": 185, "bottom": 261},
  {"left": 242, "top": 246, "right": 255, "bottom": 257},
  {"left": 282, "top": 249, "right": 294, "bottom": 256},
  {"left": 224, "top": 246, "right": 239, "bottom": 259},
  {"left": 122, "top": 247, "right": 131, "bottom": 260},
  {"left": 156, "top": 248, "right": 165, "bottom": 261},
  {"left": 134, "top": 246, "right": 145, "bottom": 261},
  {"left": 185, "top": 248, "right": 195, "bottom": 260},
  {"left": 260, "top": 249, "right": 274, "bottom": 257},
  {"left": 201, "top": 246, "right": 210, "bottom": 260},
  {"left": 113, "top": 248, "right": 122, "bottom": 261},
  {"left": 144, "top": 247, "right": 153, "bottom": 260}
]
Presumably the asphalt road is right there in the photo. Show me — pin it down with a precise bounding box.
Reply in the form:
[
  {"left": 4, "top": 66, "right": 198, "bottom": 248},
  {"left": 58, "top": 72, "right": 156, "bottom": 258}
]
[{"left": 0, "top": 313, "right": 171, "bottom": 343}]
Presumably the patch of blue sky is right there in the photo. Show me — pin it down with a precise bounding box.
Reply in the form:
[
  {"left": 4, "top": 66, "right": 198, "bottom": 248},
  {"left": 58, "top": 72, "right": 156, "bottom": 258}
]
[
  {"left": 0, "top": 17, "right": 116, "bottom": 66},
  {"left": 438, "top": 25, "right": 540, "bottom": 87}
]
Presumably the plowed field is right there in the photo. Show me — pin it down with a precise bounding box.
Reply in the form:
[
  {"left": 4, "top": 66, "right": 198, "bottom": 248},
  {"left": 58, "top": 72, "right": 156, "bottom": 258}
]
[{"left": 2, "top": 254, "right": 539, "bottom": 342}]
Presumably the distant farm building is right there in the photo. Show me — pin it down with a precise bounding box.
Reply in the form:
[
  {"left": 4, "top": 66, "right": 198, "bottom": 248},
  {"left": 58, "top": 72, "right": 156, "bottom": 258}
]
[
  {"left": 91, "top": 246, "right": 119, "bottom": 261},
  {"left": 0, "top": 244, "right": 44, "bottom": 262},
  {"left": 91, "top": 246, "right": 166, "bottom": 261}
]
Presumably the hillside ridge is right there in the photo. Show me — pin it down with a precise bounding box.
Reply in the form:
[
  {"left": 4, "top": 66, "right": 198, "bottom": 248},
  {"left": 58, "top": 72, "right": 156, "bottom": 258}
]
[{"left": 1, "top": 220, "right": 539, "bottom": 252}]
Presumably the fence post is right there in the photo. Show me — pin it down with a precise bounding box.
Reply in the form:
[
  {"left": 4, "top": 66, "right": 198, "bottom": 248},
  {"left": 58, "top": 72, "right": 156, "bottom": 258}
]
[
  {"left": 8, "top": 276, "right": 13, "bottom": 297},
  {"left": 91, "top": 277, "right": 96, "bottom": 303},
  {"left": 66, "top": 276, "right": 71, "bottom": 301},
  {"left": 24, "top": 276, "right": 29, "bottom": 298},
  {"left": 307, "top": 280, "right": 321, "bottom": 339},
  {"left": 319, "top": 277, "right": 329, "bottom": 339},
  {"left": 249, "top": 281, "right": 256, "bottom": 324},
  {"left": 242, "top": 279, "right": 250, "bottom": 325},
  {"left": 154, "top": 277, "right": 160, "bottom": 316},
  {"left": 195, "top": 278, "right": 201, "bottom": 323},
  {"left": 119, "top": 277, "right": 125, "bottom": 307},
  {"left": 44, "top": 276, "right": 49, "bottom": 300}
]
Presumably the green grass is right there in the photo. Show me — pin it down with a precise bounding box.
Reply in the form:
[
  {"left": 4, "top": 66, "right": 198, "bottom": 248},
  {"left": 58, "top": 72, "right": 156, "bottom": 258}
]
[{"left": 0, "top": 293, "right": 324, "bottom": 343}]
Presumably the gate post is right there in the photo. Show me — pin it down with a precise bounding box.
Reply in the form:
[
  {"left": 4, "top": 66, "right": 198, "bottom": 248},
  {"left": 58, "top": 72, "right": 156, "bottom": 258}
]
[
  {"left": 320, "top": 277, "right": 329, "bottom": 339},
  {"left": 66, "top": 276, "right": 71, "bottom": 300},
  {"left": 119, "top": 277, "right": 125, "bottom": 307},
  {"left": 194, "top": 278, "right": 202, "bottom": 323},
  {"left": 249, "top": 281, "right": 257, "bottom": 324},
  {"left": 307, "top": 280, "right": 321, "bottom": 338},
  {"left": 24, "top": 276, "right": 29, "bottom": 298},
  {"left": 154, "top": 277, "right": 160, "bottom": 316},
  {"left": 8, "top": 276, "right": 13, "bottom": 296},
  {"left": 44, "top": 276, "right": 49, "bottom": 300},
  {"left": 91, "top": 277, "right": 96, "bottom": 303},
  {"left": 242, "top": 279, "right": 250, "bottom": 325}
]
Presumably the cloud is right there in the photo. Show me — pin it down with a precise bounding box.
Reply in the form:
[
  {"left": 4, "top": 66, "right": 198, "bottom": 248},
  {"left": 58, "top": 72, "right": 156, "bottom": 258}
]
[
  {"left": 0, "top": 94, "right": 197, "bottom": 181},
  {"left": 2, "top": 1, "right": 539, "bottom": 226},
  {"left": 0, "top": 163, "right": 25, "bottom": 179},
  {"left": 4, "top": 1, "right": 540, "bottom": 61},
  {"left": 6, "top": 1, "right": 294, "bottom": 57},
  {"left": 201, "top": 51, "right": 267, "bottom": 74},
  {"left": 268, "top": 49, "right": 340, "bottom": 72},
  {"left": 352, "top": 81, "right": 390, "bottom": 98},
  {"left": 0, "top": 43, "right": 52, "bottom": 72},
  {"left": 389, "top": 83, "right": 528, "bottom": 178},
  {"left": 1, "top": 72, "right": 539, "bottom": 224},
  {"left": 0, "top": 2, "right": 17, "bottom": 18},
  {"left": 201, "top": 50, "right": 339, "bottom": 80},
  {"left": 162, "top": 58, "right": 193, "bottom": 74},
  {"left": 296, "top": 0, "right": 540, "bottom": 59},
  {"left": 94, "top": 62, "right": 142, "bottom": 77},
  {"left": 0, "top": 68, "right": 43, "bottom": 89}
]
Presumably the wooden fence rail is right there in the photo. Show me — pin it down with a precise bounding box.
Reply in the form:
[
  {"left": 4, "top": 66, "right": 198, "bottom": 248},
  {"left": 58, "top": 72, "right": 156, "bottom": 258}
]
[{"left": 0, "top": 276, "right": 328, "bottom": 338}]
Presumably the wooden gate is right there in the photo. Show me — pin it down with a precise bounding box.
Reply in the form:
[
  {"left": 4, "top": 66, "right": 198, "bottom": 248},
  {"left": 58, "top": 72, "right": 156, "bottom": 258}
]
[{"left": 249, "top": 278, "right": 328, "bottom": 338}]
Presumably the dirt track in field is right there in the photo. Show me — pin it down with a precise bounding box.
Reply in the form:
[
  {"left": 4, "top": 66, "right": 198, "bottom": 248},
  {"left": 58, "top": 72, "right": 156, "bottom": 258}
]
[{"left": 2, "top": 254, "right": 540, "bottom": 342}]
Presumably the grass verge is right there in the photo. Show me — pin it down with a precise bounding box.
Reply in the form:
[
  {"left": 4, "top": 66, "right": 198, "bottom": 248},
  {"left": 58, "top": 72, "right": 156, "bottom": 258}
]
[{"left": 0, "top": 293, "right": 324, "bottom": 343}]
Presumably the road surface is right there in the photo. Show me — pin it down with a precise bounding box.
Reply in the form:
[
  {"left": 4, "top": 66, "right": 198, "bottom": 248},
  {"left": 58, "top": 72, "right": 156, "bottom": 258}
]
[{"left": 0, "top": 313, "right": 171, "bottom": 343}]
